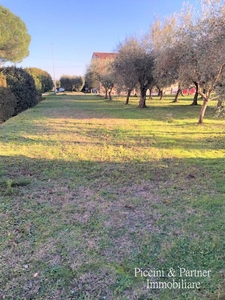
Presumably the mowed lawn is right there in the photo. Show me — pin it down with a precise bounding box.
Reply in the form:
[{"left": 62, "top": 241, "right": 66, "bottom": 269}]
[{"left": 0, "top": 93, "right": 225, "bottom": 299}]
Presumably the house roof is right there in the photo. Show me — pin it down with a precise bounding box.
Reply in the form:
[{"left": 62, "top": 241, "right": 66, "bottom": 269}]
[{"left": 92, "top": 52, "right": 117, "bottom": 60}]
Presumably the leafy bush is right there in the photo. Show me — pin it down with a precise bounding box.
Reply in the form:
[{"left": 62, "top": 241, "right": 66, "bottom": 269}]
[
  {"left": 0, "top": 86, "right": 17, "bottom": 122},
  {"left": 0, "top": 72, "right": 17, "bottom": 122},
  {"left": 25, "top": 67, "right": 53, "bottom": 93},
  {"left": 1, "top": 66, "right": 39, "bottom": 115}
]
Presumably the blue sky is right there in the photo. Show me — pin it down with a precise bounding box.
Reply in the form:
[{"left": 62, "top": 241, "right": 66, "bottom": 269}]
[{"left": 1, "top": 0, "right": 200, "bottom": 80}]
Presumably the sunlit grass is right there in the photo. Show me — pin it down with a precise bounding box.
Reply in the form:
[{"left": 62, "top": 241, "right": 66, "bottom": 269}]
[
  {"left": 1, "top": 95, "right": 224, "bottom": 161},
  {"left": 0, "top": 93, "right": 225, "bottom": 299}
]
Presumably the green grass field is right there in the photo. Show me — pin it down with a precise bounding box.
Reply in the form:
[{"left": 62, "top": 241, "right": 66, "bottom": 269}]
[{"left": 0, "top": 93, "right": 225, "bottom": 299}]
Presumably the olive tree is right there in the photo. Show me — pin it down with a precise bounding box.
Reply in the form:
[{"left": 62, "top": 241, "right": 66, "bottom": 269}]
[
  {"left": 114, "top": 36, "right": 154, "bottom": 107},
  {"left": 148, "top": 8, "right": 194, "bottom": 103},
  {"left": 86, "top": 58, "right": 115, "bottom": 100},
  {"left": 59, "top": 75, "right": 84, "bottom": 92},
  {"left": 176, "top": 0, "right": 225, "bottom": 123},
  {"left": 136, "top": 50, "right": 155, "bottom": 108},
  {"left": 153, "top": 0, "right": 225, "bottom": 123},
  {"left": 85, "top": 64, "right": 99, "bottom": 92},
  {"left": 71, "top": 76, "right": 85, "bottom": 92},
  {"left": 0, "top": 6, "right": 31, "bottom": 64},
  {"left": 59, "top": 75, "right": 71, "bottom": 91},
  {"left": 113, "top": 37, "right": 140, "bottom": 104}
]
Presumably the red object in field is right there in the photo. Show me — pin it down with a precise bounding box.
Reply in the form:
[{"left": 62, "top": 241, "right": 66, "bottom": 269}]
[
  {"left": 189, "top": 87, "right": 196, "bottom": 95},
  {"left": 182, "top": 87, "right": 196, "bottom": 95},
  {"left": 182, "top": 89, "right": 189, "bottom": 95}
]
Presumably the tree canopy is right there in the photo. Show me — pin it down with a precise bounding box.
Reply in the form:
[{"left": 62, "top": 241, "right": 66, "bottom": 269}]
[
  {"left": 114, "top": 37, "right": 143, "bottom": 104},
  {"left": 0, "top": 5, "right": 31, "bottom": 63},
  {"left": 153, "top": 0, "right": 225, "bottom": 123},
  {"left": 85, "top": 0, "right": 225, "bottom": 123},
  {"left": 114, "top": 37, "right": 154, "bottom": 107},
  {"left": 86, "top": 57, "right": 116, "bottom": 99}
]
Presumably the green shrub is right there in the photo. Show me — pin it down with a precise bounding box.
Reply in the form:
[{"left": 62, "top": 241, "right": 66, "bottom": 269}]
[
  {"left": 40, "top": 71, "right": 54, "bottom": 92},
  {"left": 0, "top": 86, "right": 17, "bottom": 122},
  {"left": 1, "top": 66, "right": 39, "bottom": 115},
  {"left": 25, "top": 67, "right": 53, "bottom": 93},
  {"left": 0, "top": 72, "right": 17, "bottom": 123}
]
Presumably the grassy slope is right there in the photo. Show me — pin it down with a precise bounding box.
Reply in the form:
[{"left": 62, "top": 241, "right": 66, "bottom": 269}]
[{"left": 0, "top": 93, "right": 225, "bottom": 299}]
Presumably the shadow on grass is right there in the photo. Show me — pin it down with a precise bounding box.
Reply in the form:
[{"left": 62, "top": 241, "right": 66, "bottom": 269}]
[{"left": 1, "top": 153, "right": 225, "bottom": 198}]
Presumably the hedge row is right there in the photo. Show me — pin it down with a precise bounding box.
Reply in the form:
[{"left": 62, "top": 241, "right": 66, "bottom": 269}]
[
  {"left": 0, "top": 87, "right": 17, "bottom": 122},
  {"left": 0, "top": 67, "right": 53, "bottom": 123},
  {"left": 25, "top": 67, "right": 53, "bottom": 93}
]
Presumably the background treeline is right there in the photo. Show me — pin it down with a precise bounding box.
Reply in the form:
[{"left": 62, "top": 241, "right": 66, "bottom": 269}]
[
  {"left": 59, "top": 75, "right": 85, "bottom": 92},
  {"left": 0, "top": 66, "right": 53, "bottom": 123}
]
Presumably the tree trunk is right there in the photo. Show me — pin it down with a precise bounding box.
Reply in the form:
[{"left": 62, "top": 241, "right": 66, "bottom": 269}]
[
  {"left": 173, "top": 89, "right": 181, "bottom": 103},
  {"left": 104, "top": 88, "right": 108, "bottom": 99},
  {"left": 149, "top": 88, "right": 152, "bottom": 99},
  {"left": 159, "top": 89, "right": 163, "bottom": 100},
  {"left": 138, "top": 87, "right": 147, "bottom": 108},
  {"left": 198, "top": 63, "right": 225, "bottom": 122},
  {"left": 217, "top": 99, "right": 223, "bottom": 108},
  {"left": 198, "top": 98, "right": 208, "bottom": 124},
  {"left": 157, "top": 86, "right": 160, "bottom": 96},
  {"left": 108, "top": 89, "right": 112, "bottom": 101},
  {"left": 191, "top": 82, "right": 198, "bottom": 105},
  {"left": 125, "top": 89, "right": 131, "bottom": 105}
]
